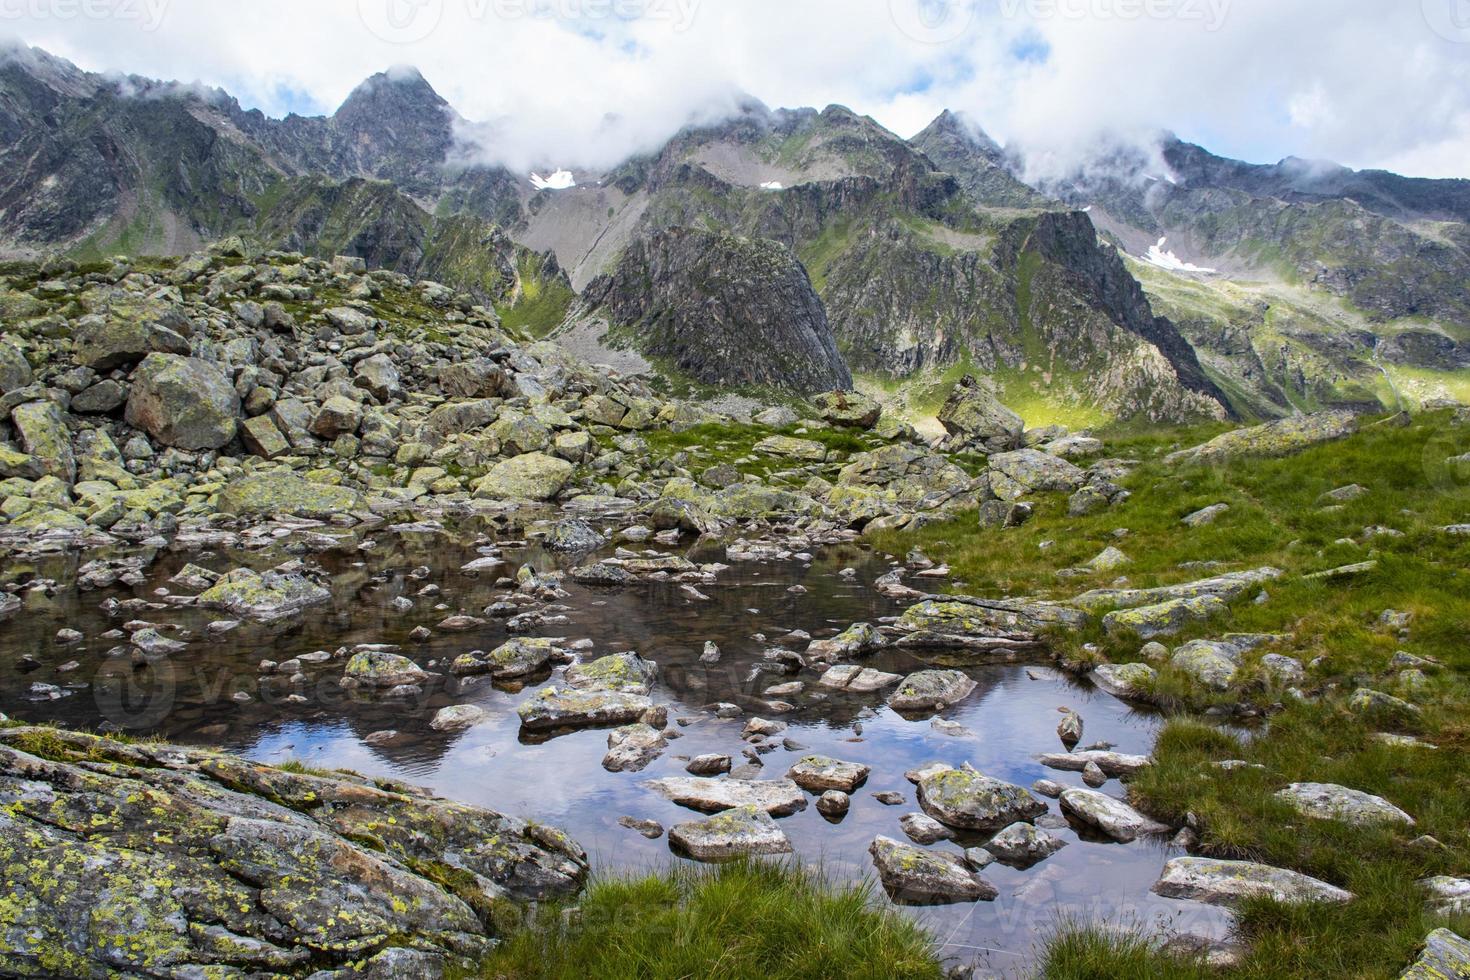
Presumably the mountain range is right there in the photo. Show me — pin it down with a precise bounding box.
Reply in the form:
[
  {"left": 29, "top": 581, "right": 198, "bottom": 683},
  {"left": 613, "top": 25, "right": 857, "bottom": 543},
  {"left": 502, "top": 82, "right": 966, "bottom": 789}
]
[{"left": 2, "top": 42, "right": 1467, "bottom": 424}]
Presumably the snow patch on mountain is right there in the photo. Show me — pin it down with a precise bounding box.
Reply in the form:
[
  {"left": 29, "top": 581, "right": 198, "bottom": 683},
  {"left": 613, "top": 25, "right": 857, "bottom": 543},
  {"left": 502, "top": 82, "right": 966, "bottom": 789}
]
[
  {"left": 1143, "top": 237, "right": 1217, "bottom": 274},
  {"left": 531, "top": 170, "right": 576, "bottom": 191},
  {"left": 760, "top": 181, "right": 784, "bottom": 190}
]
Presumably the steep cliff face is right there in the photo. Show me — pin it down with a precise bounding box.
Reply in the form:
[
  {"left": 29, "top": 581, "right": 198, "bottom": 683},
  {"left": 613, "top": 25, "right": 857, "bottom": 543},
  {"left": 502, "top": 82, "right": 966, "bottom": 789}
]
[{"left": 577, "top": 226, "right": 853, "bottom": 393}]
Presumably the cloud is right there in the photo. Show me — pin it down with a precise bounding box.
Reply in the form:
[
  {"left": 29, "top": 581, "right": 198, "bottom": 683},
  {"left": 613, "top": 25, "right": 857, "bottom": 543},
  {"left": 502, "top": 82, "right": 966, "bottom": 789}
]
[{"left": 2, "top": 1, "right": 1468, "bottom": 178}]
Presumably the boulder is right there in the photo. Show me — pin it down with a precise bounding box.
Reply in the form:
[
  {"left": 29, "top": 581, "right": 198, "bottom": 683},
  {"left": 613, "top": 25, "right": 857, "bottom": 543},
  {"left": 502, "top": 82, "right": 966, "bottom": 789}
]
[
  {"left": 216, "top": 471, "right": 364, "bottom": 519},
  {"left": 985, "top": 821, "right": 1067, "bottom": 864},
  {"left": 813, "top": 390, "right": 881, "bottom": 429},
  {"left": 309, "top": 395, "right": 363, "bottom": 438},
  {"left": 602, "top": 724, "right": 668, "bottom": 773},
  {"left": 889, "top": 670, "right": 978, "bottom": 713},
  {"left": 0, "top": 340, "right": 31, "bottom": 392},
  {"left": 343, "top": 649, "right": 431, "bottom": 688},
  {"left": 1152, "top": 857, "right": 1353, "bottom": 907},
  {"left": 1060, "top": 788, "right": 1169, "bottom": 842},
  {"left": 354, "top": 353, "right": 403, "bottom": 401},
  {"left": 199, "top": 568, "right": 332, "bottom": 623},
  {"left": 938, "top": 375, "right": 1023, "bottom": 453},
  {"left": 1274, "top": 783, "right": 1416, "bottom": 827},
  {"left": 453, "top": 638, "right": 559, "bottom": 679},
  {"left": 819, "top": 664, "right": 902, "bottom": 692},
  {"left": 900, "top": 813, "right": 954, "bottom": 844},
  {"left": 0, "top": 727, "right": 586, "bottom": 978},
  {"left": 917, "top": 767, "right": 1047, "bottom": 831},
  {"left": 642, "top": 777, "right": 807, "bottom": 816},
  {"left": 474, "top": 452, "right": 575, "bottom": 501},
  {"left": 71, "top": 299, "right": 191, "bottom": 370},
  {"left": 10, "top": 400, "right": 75, "bottom": 484},
  {"left": 668, "top": 806, "right": 793, "bottom": 860},
  {"left": 986, "top": 449, "right": 1086, "bottom": 499},
  {"left": 1166, "top": 410, "right": 1359, "bottom": 465},
  {"left": 868, "top": 836, "right": 996, "bottom": 904},
  {"left": 786, "top": 756, "right": 872, "bottom": 793},
  {"left": 518, "top": 689, "right": 653, "bottom": 733},
  {"left": 1103, "top": 595, "right": 1228, "bottom": 640},
  {"left": 240, "top": 415, "right": 291, "bottom": 460},
  {"left": 566, "top": 652, "right": 657, "bottom": 695},
  {"left": 430, "top": 704, "right": 488, "bottom": 731},
  {"left": 544, "top": 518, "right": 604, "bottom": 553},
  {"left": 1400, "top": 930, "right": 1470, "bottom": 980},
  {"left": 754, "top": 434, "right": 828, "bottom": 461},
  {"left": 125, "top": 353, "right": 240, "bottom": 450}
]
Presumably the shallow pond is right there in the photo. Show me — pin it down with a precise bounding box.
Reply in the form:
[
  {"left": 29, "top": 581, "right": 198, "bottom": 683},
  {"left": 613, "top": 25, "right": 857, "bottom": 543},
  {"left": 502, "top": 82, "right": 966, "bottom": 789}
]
[{"left": 0, "top": 518, "right": 1233, "bottom": 974}]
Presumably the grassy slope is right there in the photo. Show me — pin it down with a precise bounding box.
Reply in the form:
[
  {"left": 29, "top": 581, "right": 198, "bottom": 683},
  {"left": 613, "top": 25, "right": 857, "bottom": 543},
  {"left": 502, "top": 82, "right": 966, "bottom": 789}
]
[
  {"left": 475, "top": 860, "right": 943, "bottom": 980},
  {"left": 870, "top": 414, "right": 1470, "bottom": 978}
]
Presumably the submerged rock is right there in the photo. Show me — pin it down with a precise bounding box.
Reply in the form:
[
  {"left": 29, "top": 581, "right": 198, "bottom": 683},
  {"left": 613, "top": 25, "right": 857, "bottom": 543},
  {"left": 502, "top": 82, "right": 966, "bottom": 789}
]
[
  {"left": 1153, "top": 857, "right": 1353, "bottom": 907},
  {"left": 0, "top": 727, "right": 586, "bottom": 978},
  {"left": 668, "top": 805, "right": 793, "bottom": 860},
  {"left": 868, "top": 836, "right": 996, "bottom": 904},
  {"left": 642, "top": 777, "right": 807, "bottom": 816}
]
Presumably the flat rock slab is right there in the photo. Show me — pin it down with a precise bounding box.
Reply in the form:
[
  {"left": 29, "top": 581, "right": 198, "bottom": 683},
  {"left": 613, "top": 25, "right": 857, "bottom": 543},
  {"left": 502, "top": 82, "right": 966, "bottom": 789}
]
[
  {"left": 643, "top": 777, "right": 807, "bottom": 816},
  {"left": 1073, "top": 567, "right": 1282, "bottom": 613},
  {"left": 1060, "top": 788, "right": 1169, "bottom": 842},
  {"left": 1401, "top": 930, "right": 1470, "bottom": 979},
  {"left": 1275, "top": 782, "right": 1416, "bottom": 827},
  {"left": 787, "top": 756, "right": 871, "bottom": 793},
  {"left": 1039, "top": 751, "right": 1152, "bottom": 778},
  {"left": 518, "top": 688, "right": 654, "bottom": 732},
  {"left": 918, "top": 767, "right": 1047, "bottom": 831},
  {"left": 1103, "top": 595, "right": 1228, "bottom": 640},
  {"left": 566, "top": 652, "right": 658, "bottom": 695},
  {"left": 869, "top": 836, "right": 996, "bottom": 905},
  {"left": 668, "top": 805, "right": 793, "bottom": 861},
  {"left": 1153, "top": 857, "right": 1353, "bottom": 907},
  {"left": 889, "top": 669, "right": 978, "bottom": 713},
  {"left": 820, "top": 664, "right": 902, "bottom": 692},
  {"left": 0, "top": 726, "right": 587, "bottom": 978}
]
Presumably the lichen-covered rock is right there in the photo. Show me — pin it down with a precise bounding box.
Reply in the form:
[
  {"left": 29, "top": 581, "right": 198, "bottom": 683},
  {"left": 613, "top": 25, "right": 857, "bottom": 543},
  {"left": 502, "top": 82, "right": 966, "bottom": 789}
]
[
  {"left": 754, "top": 434, "right": 828, "bottom": 461},
  {"left": 10, "top": 399, "right": 75, "bottom": 484},
  {"left": 199, "top": 568, "right": 332, "bottom": 623},
  {"left": 544, "top": 518, "right": 603, "bottom": 553},
  {"left": 1165, "top": 410, "right": 1359, "bottom": 466},
  {"left": 889, "top": 669, "right": 978, "bottom": 713},
  {"left": 1400, "top": 929, "right": 1470, "bottom": 980},
  {"left": 474, "top": 452, "right": 574, "bottom": 501},
  {"left": 986, "top": 448, "right": 1086, "bottom": 500},
  {"left": 1169, "top": 638, "right": 1249, "bottom": 690},
  {"left": 343, "top": 649, "right": 431, "bottom": 687},
  {"left": 566, "top": 652, "right": 657, "bottom": 695},
  {"left": 985, "top": 821, "right": 1067, "bottom": 864},
  {"left": 1103, "top": 595, "right": 1229, "bottom": 640},
  {"left": 917, "top": 767, "right": 1047, "bottom": 831},
  {"left": 786, "top": 756, "right": 872, "bottom": 793},
  {"left": 1274, "top": 783, "right": 1416, "bottom": 827},
  {"left": 1038, "top": 750, "right": 1152, "bottom": 778},
  {"left": 813, "top": 390, "right": 881, "bottom": 429},
  {"left": 1153, "top": 857, "right": 1354, "bottom": 907},
  {"left": 938, "top": 375, "right": 1024, "bottom": 454},
  {"left": 71, "top": 295, "right": 191, "bottom": 370},
  {"left": 125, "top": 353, "right": 241, "bottom": 450},
  {"left": 602, "top": 723, "right": 668, "bottom": 773},
  {"left": 668, "top": 805, "right": 793, "bottom": 861},
  {"left": 868, "top": 835, "right": 996, "bottom": 904},
  {"left": 0, "top": 727, "right": 586, "bottom": 978},
  {"left": 517, "top": 688, "right": 654, "bottom": 733},
  {"left": 1072, "top": 567, "right": 1282, "bottom": 612},
  {"left": 895, "top": 596, "right": 1087, "bottom": 647},
  {"left": 430, "top": 703, "right": 488, "bottom": 731},
  {"left": 643, "top": 777, "right": 807, "bottom": 816},
  {"left": 454, "top": 637, "right": 559, "bottom": 679},
  {"left": 1060, "top": 788, "right": 1169, "bottom": 842},
  {"left": 805, "top": 622, "right": 885, "bottom": 661},
  {"left": 837, "top": 444, "right": 972, "bottom": 502},
  {"left": 240, "top": 414, "right": 291, "bottom": 459},
  {"left": 0, "top": 339, "right": 33, "bottom": 392},
  {"left": 1349, "top": 687, "right": 1422, "bottom": 720},
  {"left": 216, "top": 471, "right": 365, "bottom": 518}
]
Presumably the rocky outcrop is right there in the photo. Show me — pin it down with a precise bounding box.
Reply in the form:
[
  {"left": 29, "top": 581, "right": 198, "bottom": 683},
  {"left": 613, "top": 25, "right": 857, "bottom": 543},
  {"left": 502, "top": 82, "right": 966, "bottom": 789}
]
[
  {"left": 577, "top": 226, "right": 852, "bottom": 394},
  {"left": 0, "top": 727, "right": 587, "bottom": 978}
]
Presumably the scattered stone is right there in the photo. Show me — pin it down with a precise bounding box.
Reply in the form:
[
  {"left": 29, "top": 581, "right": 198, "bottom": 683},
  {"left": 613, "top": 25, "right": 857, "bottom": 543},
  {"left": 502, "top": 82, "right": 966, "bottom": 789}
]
[
  {"left": 900, "top": 812, "right": 954, "bottom": 844},
  {"left": 787, "top": 756, "right": 871, "bottom": 793},
  {"left": 1400, "top": 929, "right": 1470, "bottom": 980},
  {"left": 985, "top": 822, "right": 1067, "bottom": 864},
  {"left": 618, "top": 816, "right": 665, "bottom": 839},
  {"left": 643, "top": 777, "right": 807, "bottom": 816},
  {"left": 889, "top": 669, "right": 978, "bottom": 713},
  {"left": 1152, "top": 857, "right": 1353, "bottom": 907},
  {"left": 1060, "top": 789, "right": 1169, "bottom": 842},
  {"left": 869, "top": 836, "right": 996, "bottom": 904},
  {"left": 669, "top": 805, "right": 793, "bottom": 860},
  {"left": 816, "top": 791, "right": 850, "bottom": 818},
  {"left": 917, "top": 767, "right": 1047, "bottom": 831},
  {"left": 687, "top": 754, "right": 733, "bottom": 776},
  {"left": 1274, "top": 783, "right": 1416, "bottom": 827},
  {"left": 430, "top": 704, "right": 488, "bottom": 731}
]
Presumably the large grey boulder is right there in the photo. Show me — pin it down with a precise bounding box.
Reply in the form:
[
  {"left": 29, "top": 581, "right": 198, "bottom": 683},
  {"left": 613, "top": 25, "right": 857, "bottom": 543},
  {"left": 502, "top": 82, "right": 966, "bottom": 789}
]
[
  {"left": 869, "top": 835, "right": 996, "bottom": 904},
  {"left": 0, "top": 727, "right": 586, "bottom": 978},
  {"left": 1165, "top": 410, "right": 1359, "bottom": 466},
  {"left": 986, "top": 448, "right": 1086, "bottom": 500},
  {"left": 215, "top": 471, "right": 364, "bottom": 519},
  {"left": 197, "top": 568, "right": 332, "bottom": 623},
  {"left": 1274, "top": 783, "right": 1416, "bottom": 827},
  {"left": 669, "top": 806, "right": 793, "bottom": 861},
  {"left": 889, "top": 670, "right": 978, "bottom": 713},
  {"left": 786, "top": 756, "right": 871, "bottom": 793},
  {"left": 1153, "top": 857, "right": 1353, "bottom": 907},
  {"left": 71, "top": 296, "right": 191, "bottom": 370},
  {"left": 518, "top": 688, "right": 653, "bottom": 733},
  {"left": 917, "top": 767, "right": 1047, "bottom": 831},
  {"left": 125, "top": 353, "right": 240, "bottom": 450},
  {"left": 938, "top": 375, "right": 1023, "bottom": 453},
  {"left": 342, "top": 649, "right": 432, "bottom": 688},
  {"left": 1060, "top": 788, "right": 1169, "bottom": 842},
  {"left": 474, "top": 452, "right": 574, "bottom": 501}
]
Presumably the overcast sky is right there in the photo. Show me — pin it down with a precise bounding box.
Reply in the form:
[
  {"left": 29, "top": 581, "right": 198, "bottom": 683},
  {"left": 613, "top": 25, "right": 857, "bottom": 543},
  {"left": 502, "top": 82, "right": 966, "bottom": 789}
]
[{"left": 4, "top": 0, "right": 1470, "bottom": 178}]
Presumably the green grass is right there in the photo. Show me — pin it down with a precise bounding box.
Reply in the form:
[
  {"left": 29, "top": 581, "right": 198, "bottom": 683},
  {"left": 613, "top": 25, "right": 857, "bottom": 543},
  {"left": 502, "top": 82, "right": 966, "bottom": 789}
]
[
  {"left": 873, "top": 413, "right": 1470, "bottom": 978},
  {"left": 476, "top": 860, "right": 943, "bottom": 980},
  {"left": 497, "top": 251, "right": 576, "bottom": 339}
]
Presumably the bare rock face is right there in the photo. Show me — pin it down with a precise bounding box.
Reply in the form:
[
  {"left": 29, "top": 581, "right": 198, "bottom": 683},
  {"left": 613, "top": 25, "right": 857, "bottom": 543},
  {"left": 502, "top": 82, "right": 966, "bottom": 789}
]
[
  {"left": 577, "top": 226, "right": 853, "bottom": 394},
  {"left": 0, "top": 727, "right": 587, "bottom": 978}
]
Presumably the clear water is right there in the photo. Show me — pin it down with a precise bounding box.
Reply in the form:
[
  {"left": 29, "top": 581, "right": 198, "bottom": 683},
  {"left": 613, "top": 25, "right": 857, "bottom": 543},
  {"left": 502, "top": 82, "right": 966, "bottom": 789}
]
[{"left": 0, "top": 518, "right": 1232, "bottom": 974}]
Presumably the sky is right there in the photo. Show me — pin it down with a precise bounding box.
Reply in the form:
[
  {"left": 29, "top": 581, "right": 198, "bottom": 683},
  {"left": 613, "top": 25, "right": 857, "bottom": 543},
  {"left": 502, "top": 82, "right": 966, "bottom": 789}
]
[{"left": 4, "top": 0, "right": 1470, "bottom": 178}]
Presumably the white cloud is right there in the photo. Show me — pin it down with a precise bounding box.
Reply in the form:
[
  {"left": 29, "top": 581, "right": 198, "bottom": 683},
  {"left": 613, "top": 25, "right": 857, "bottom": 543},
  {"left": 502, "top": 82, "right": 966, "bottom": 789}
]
[{"left": 2, "top": 1, "right": 1468, "bottom": 178}]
